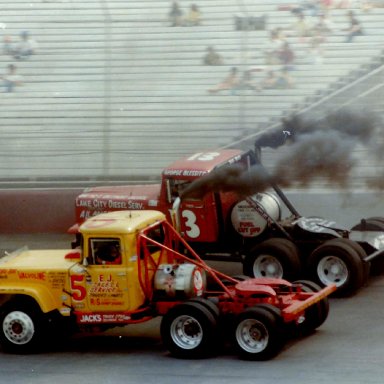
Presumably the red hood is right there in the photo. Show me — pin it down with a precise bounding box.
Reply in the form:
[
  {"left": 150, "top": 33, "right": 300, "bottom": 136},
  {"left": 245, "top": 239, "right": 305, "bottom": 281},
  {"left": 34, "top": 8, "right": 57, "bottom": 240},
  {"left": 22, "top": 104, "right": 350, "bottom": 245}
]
[{"left": 75, "top": 184, "right": 161, "bottom": 224}]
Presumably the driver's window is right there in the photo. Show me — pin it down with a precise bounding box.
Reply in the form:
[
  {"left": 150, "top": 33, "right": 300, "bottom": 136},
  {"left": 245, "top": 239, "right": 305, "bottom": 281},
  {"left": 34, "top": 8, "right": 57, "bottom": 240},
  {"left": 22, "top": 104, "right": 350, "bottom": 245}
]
[
  {"left": 89, "top": 238, "right": 122, "bottom": 265},
  {"left": 168, "top": 179, "right": 189, "bottom": 201}
]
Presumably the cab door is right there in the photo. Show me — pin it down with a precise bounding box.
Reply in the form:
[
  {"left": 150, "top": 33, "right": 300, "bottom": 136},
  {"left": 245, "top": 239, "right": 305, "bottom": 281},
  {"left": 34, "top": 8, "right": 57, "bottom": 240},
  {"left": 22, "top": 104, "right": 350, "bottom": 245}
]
[
  {"left": 69, "top": 237, "right": 131, "bottom": 314},
  {"left": 179, "top": 193, "right": 219, "bottom": 242}
]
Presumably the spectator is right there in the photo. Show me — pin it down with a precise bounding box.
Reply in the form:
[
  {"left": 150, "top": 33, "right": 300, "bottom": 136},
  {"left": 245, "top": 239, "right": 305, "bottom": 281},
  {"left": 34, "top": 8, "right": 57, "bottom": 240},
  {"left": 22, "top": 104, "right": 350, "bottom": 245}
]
[
  {"left": 258, "top": 70, "right": 279, "bottom": 90},
  {"left": 277, "top": 68, "right": 295, "bottom": 88},
  {"left": 1, "top": 64, "right": 23, "bottom": 93},
  {"left": 278, "top": 42, "right": 295, "bottom": 70},
  {"left": 234, "top": 70, "right": 259, "bottom": 91},
  {"left": 289, "top": 12, "right": 313, "bottom": 41},
  {"left": 258, "top": 69, "right": 294, "bottom": 90},
  {"left": 361, "top": 1, "right": 384, "bottom": 10},
  {"left": 344, "top": 10, "right": 363, "bottom": 42},
  {"left": 313, "top": 13, "right": 335, "bottom": 35},
  {"left": 12, "top": 31, "right": 38, "bottom": 60},
  {"left": 291, "top": 1, "right": 321, "bottom": 17},
  {"left": 3, "top": 35, "right": 13, "bottom": 55},
  {"left": 319, "top": 0, "right": 334, "bottom": 12},
  {"left": 168, "top": 1, "right": 183, "bottom": 26},
  {"left": 264, "top": 29, "right": 285, "bottom": 65},
  {"left": 184, "top": 4, "right": 201, "bottom": 26},
  {"left": 308, "top": 30, "right": 326, "bottom": 64},
  {"left": 208, "top": 66, "right": 240, "bottom": 94},
  {"left": 203, "top": 46, "right": 223, "bottom": 65}
]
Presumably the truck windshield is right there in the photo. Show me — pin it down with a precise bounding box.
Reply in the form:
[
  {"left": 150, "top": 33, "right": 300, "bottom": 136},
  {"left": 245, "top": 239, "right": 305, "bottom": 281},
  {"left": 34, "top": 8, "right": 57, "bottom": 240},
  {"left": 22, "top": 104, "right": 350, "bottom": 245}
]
[{"left": 167, "top": 179, "right": 190, "bottom": 202}]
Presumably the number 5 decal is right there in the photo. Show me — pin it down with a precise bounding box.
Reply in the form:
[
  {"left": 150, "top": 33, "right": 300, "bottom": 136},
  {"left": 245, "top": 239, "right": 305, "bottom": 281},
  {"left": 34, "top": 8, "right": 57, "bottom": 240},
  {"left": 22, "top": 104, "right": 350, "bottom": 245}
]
[
  {"left": 70, "top": 275, "right": 86, "bottom": 301},
  {"left": 182, "top": 210, "right": 200, "bottom": 238}
]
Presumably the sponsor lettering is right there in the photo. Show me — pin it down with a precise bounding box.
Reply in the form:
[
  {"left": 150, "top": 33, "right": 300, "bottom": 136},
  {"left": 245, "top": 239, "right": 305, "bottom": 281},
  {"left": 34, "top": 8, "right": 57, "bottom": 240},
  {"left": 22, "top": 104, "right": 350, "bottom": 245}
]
[
  {"left": 47, "top": 272, "right": 66, "bottom": 289},
  {"left": 18, "top": 271, "right": 46, "bottom": 281},
  {"left": 79, "top": 314, "right": 102, "bottom": 323},
  {"left": 78, "top": 313, "right": 131, "bottom": 323},
  {"left": 0, "top": 269, "right": 17, "bottom": 279},
  {"left": 163, "top": 169, "right": 208, "bottom": 177},
  {"left": 163, "top": 169, "right": 183, "bottom": 176},
  {"left": 90, "top": 298, "right": 125, "bottom": 306},
  {"left": 78, "top": 199, "right": 144, "bottom": 212},
  {"left": 182, "top": 170, "right": 207, "bottom": 177},
  {"left": 237, "top": 221, "right": 261, "bottom": 236},
  {"left": 90, "top": 280, "right": 119, "bottom": 294}
]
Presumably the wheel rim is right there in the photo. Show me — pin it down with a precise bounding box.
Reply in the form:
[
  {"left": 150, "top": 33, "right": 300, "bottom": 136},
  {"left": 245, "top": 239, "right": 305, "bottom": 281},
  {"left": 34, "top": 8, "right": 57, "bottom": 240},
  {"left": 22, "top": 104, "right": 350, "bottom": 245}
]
[
  {"left": 317, "top": 256, "right": 348, "bottom": 287},
  {"left": 170, "top": 315, "right": 203, "bottom": 350},
  {"left": 253, "top": 255, "right": 283, "bottom": 278},
  {"left": 3, "top": 311, "right": 35, "bottom": 345},
  {"left": 236, "top": 318, "right": 269, "bottom": 353}
]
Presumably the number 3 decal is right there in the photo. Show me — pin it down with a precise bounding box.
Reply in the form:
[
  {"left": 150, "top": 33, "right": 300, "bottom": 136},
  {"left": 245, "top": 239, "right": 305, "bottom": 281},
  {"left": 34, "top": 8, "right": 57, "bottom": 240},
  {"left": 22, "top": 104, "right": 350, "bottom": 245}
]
[{"left": 182, "top": 210, "right": 200, "bottom": 238}]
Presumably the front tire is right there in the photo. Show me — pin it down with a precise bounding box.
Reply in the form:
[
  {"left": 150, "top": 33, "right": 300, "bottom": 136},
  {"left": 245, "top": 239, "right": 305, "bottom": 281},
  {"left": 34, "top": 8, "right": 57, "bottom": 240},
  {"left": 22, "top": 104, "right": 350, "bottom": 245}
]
[
  {"left": 0, "top": 300, "right": 45, "bottom": 354},
  {"left": 161, "top": 301, "right": 218, "bottom": 359}
]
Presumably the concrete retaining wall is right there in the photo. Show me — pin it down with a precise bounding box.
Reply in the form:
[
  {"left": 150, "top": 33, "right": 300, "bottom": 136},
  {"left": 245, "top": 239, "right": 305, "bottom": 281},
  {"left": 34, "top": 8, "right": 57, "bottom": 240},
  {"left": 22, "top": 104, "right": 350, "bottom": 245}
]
[
  {"left": 0, "top": 189, "right": 83, "bottom": 233},
  {"left": 1, "top": 188, "right": 383, "bottom": 234}
]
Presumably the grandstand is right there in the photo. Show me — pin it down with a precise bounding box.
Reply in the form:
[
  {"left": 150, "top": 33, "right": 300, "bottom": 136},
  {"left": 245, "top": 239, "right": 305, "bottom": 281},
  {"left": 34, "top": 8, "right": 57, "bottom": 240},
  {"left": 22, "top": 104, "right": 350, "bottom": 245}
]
[{"left": 0, "top": 0, "right": 383, "bottom": 186}]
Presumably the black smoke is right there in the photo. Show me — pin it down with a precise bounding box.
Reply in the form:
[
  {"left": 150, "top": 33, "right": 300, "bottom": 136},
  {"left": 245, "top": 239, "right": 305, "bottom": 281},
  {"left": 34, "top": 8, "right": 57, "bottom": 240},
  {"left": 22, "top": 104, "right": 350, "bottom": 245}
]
[{"left": 181, "top": 109, "right": 384, "bottom": 199}]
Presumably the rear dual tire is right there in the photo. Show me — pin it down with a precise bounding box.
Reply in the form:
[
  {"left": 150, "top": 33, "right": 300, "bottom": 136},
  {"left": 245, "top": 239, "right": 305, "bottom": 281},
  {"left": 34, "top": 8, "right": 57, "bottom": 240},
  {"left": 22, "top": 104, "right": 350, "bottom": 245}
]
[
  {"left": 233, "top": 305, "right": 283, "bottom": 361},
  {"left": 308, "top": 238, "right": 369, "bottom": 296},
  {"left": 243, "top": 238, "right": 301, "bottom": 281}
]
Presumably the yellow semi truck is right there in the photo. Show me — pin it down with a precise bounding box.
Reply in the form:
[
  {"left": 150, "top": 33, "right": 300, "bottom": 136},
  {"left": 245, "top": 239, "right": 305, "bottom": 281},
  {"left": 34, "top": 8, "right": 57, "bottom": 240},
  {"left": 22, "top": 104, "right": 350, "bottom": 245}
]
[{"left": 0, "top": 210, "right": 335, "bottom": 360}]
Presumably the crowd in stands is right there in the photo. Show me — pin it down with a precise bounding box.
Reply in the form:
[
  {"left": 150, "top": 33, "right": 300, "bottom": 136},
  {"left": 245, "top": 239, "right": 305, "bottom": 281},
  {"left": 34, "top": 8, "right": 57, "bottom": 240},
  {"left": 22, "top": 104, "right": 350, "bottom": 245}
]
[
  {"left": 1, "top": 30, "right": 37, "bottom": 92},
  {"left": 207, "top": 66, "right": 294, "bottom": 94},
  {"left": 168, "top": 1, "right": 202, "bottom": 26},
  {"left": 206, "top": 0, "right": 371, "bottom": 95},
  {"left": 0, "top": 1, "right": 377, "bottom": 96}
]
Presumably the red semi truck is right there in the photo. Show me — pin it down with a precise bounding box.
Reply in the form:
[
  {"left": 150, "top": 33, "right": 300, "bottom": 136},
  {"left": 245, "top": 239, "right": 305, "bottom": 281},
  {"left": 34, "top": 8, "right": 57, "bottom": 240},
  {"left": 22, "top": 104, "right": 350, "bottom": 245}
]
[{"left": 70, "top": 149, "right": 384, "bottom": 296}]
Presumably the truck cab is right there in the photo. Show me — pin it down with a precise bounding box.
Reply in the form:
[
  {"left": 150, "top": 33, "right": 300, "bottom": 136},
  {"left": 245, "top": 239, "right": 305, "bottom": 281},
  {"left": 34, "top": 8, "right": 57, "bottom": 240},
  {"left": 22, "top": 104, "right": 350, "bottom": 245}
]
[
  {"left": 161, "top": 150, "right": 256, "bottom": 244},
  {"left": 70, "top": 210, "right": 167, "bottom": 318},
  {"left": 72, "top": 149, "right": 257, "bottom": 249}
]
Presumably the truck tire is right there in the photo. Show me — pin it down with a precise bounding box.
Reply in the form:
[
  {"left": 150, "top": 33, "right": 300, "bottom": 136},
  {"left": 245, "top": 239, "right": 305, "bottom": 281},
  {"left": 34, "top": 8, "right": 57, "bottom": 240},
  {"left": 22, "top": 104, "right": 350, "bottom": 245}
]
[
  {"left": 292, "top": 280, "right": 330, "bottom": 335},
  {"left": 233, "top": 305, "right": 283, "bottom": 361},
  {"left": 188, "top": 297, "right": 220, "bottom": 319},
  {"left": 329, "top": 238, "right": 370, "bottom": 283},
  {"left": 0, "top": 300, "right": 45, "bottom": 354},
  {"left": 160, "top": 301, "right": 218, "bottom": 359},
  {"left": 307, "top": 239, "right": 365, "bottom": 296},
  {"left": 243, "top": 238, "right": 301, "bottom": 281}
]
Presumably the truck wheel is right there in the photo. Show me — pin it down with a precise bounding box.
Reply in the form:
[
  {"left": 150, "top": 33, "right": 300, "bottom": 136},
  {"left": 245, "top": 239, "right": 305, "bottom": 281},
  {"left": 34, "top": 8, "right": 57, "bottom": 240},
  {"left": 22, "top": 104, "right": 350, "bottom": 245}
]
[
  {"left": 307, "top": 239, "right": 365, "bottom": 296},
  {"left": 0, "top": 301, "right": 45, "bottom": 354},
  {"left": 292, "top": 280, "right": 330, "bottom": 335},
  {"left": 161, "top": 301, "right": 218, "bottom": 359},
  {"left": 233, "top": 305, "right": 283, "bottom": 361},
  {"left": 329, "top": 238, "right": 370, "bottom": 283},
  {"left": 243, "top": 238, "right": 301, "bottom": 281}
]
